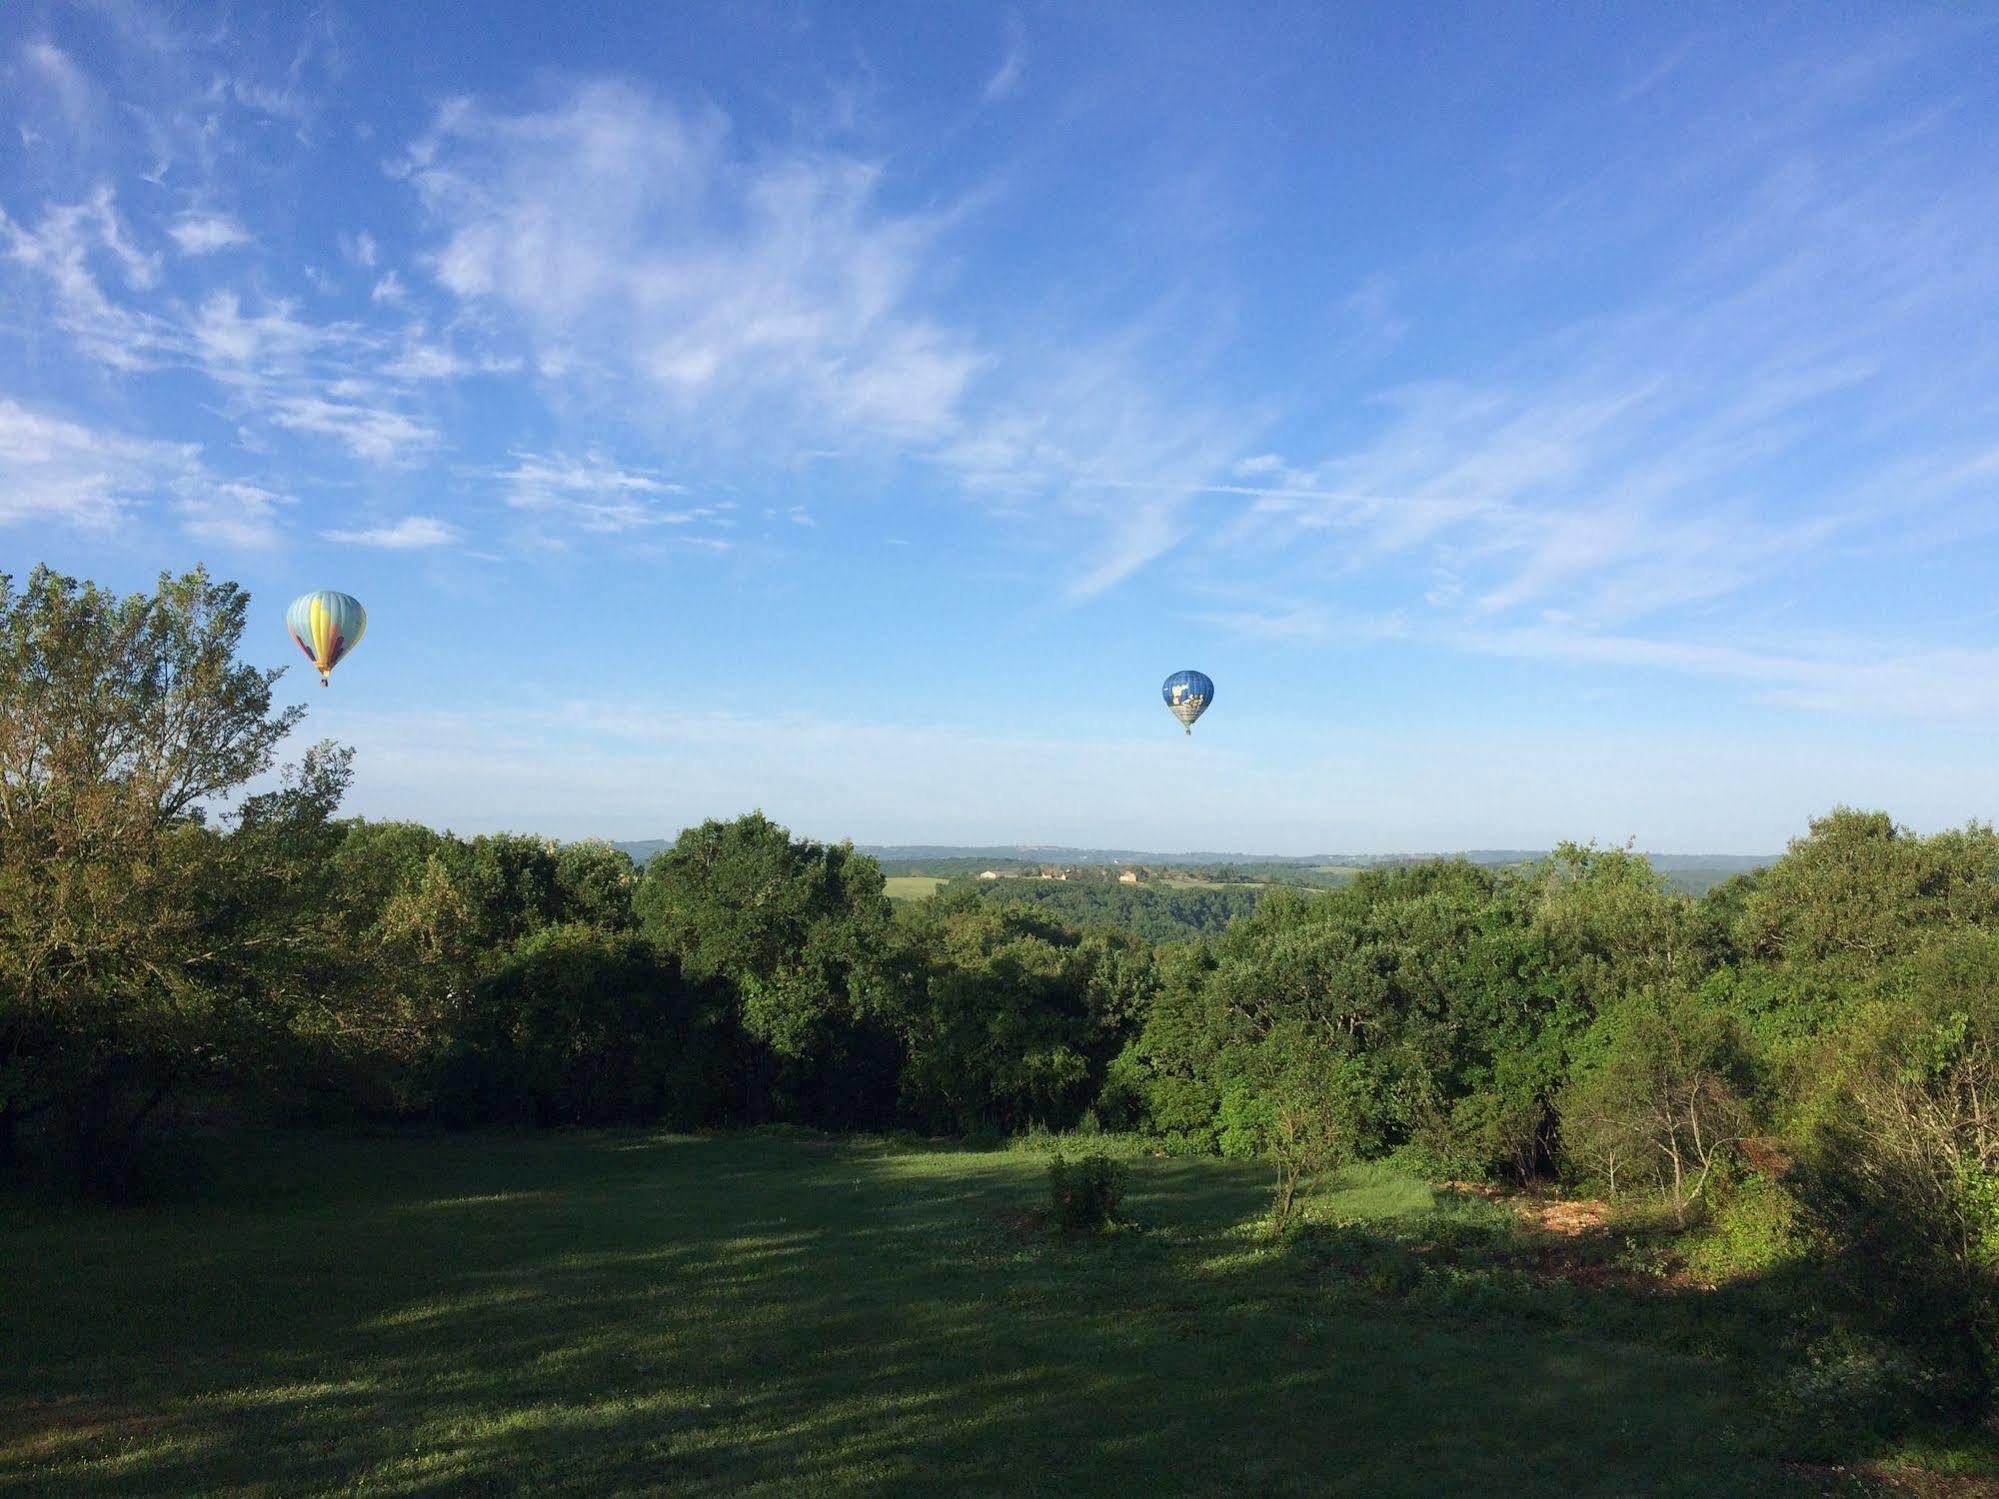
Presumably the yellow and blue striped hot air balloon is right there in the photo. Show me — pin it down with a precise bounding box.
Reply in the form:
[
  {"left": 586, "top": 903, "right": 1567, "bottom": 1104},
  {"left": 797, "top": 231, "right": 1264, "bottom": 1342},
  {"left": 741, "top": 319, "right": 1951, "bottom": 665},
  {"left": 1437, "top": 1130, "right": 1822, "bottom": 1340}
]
[{"left": 285, "top": 590, "right": 367, "bottom": 687}]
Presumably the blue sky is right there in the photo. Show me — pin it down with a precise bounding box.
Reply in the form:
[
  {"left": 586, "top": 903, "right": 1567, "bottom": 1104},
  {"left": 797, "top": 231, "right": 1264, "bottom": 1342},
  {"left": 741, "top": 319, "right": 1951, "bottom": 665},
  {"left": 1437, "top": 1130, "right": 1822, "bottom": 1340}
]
[{"left": 5, "top": 2, "right": 1998, "bottom": 853}]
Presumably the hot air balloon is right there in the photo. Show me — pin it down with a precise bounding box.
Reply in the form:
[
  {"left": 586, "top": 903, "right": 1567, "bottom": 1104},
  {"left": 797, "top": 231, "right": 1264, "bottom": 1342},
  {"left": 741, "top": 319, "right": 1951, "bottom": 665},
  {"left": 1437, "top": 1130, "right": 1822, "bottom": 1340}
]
[
  {"left": 286, "top": 590, "right": 367, "bottom": 687},
  {"left": 1162, "top": 669, "right": 1213, "bottom": 735}
]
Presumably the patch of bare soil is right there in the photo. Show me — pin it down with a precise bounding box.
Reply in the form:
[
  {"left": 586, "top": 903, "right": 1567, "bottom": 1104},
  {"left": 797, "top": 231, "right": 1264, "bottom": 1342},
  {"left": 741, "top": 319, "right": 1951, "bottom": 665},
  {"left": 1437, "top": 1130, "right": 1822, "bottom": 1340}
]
[
  {"left": 1440, "top": 1182, "right": 1695, "bottom": 1291},
  {"left": 1519, "top": 1195, "right": 1611, "bottom": 1237},
  {"left": 1440, "top": 1181, "right": 1610, "bottom": 1239}
]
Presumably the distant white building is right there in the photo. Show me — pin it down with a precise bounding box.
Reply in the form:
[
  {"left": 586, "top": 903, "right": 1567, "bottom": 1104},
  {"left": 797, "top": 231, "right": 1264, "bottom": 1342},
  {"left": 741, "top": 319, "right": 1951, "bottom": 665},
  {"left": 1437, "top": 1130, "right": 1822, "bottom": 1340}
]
[
  {"left": 1118, "top": 870, "right": 1140, "bottom": 884},
  {"left": 978, "top": 869, "right": 1001, "bottom": 880}
]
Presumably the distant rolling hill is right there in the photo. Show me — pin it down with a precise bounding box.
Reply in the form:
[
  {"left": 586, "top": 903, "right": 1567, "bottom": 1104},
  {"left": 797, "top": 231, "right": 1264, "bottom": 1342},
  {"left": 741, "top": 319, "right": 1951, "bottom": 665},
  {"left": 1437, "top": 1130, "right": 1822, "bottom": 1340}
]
[{"left": 607, "top": 840, "right": 1774, "bottom": 896}]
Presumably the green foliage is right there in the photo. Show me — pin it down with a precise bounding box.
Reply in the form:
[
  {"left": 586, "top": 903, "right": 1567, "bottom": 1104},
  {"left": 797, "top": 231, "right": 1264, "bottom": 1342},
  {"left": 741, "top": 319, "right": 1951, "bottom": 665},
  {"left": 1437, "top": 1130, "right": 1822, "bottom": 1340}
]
[
  {"left": 1130, "top": 857, "right": 1625, "bottom": 1183},
  {"left": 1044, "top": 1150, "right": 1129, "bottom": 1231},
  {"left": 1789, "top": 929, "right": 1999, "bottom": 1413},
  {"left": 940, "top": 873, "right": 1264, "bottom": 942},
  {"left": 0, "top": 566, "right": 339, "bottom": 1192},
  {"left": 1681, "top": 1174, "right": 1799, "bottom": 1283},
  {"left": 635, "top": 812, "right": 903, "bottom": 1125},
  {"left": 553, "top": 840, "right": 641, "bottom": 931},
  {"left": 1774, "top": 811, "right": 1999, "bottom": 936},
  {"left": 437, "top": 925, "right": 734, "bottom": 1127},
  {"left": 1559, "top": 986, "right": 1757, "bottom": 1223},
  {"left": 897, "top": 904, "right": 1153, "bottom": 1133}
]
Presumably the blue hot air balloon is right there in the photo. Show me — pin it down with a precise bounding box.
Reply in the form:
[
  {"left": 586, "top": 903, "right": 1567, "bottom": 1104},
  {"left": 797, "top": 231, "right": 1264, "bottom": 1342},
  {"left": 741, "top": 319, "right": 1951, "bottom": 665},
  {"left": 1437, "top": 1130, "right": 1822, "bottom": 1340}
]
[
  {"left": 1162, "top": 669, "right": 1214, "bottom": 735},
  {"left": 286, "top": 590, "right": 367, "bottom": 686}
]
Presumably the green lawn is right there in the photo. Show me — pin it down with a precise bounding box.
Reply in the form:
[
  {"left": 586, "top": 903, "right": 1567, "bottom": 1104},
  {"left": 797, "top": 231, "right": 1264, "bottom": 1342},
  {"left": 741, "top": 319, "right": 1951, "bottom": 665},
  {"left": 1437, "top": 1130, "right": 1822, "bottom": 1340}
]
[
  {"left": 883, "top": 876, "right": 946, "bottom": 901},
  {"left": 0, "top": 1132, "right": 1805, "bottom": 1497}
]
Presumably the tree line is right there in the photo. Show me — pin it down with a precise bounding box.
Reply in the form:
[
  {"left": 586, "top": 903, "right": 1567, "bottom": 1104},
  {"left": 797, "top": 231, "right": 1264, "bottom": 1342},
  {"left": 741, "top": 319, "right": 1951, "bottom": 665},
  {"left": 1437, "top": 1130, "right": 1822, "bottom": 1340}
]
[
  {"left": 3, "top": 565, "right": 1995, "bottom": 1427},
  {"left": 937, "top": 874, "right": 1264, "bottom": 942}
]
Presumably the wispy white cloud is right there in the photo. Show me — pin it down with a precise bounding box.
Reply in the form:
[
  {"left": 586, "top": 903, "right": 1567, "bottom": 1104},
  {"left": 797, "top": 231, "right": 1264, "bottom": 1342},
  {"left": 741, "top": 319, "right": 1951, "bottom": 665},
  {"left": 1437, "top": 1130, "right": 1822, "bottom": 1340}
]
[
  {"left": 496, "top": 449, "right": 728, "bottom": 538},
  {"left": 20, "top": 41, "right": 95, "bottom": 129},
  {"left": 1460, "top": 622, "right": 1999, "bottom": 722},
  {"left": 0, "top": 188, "right": 171, "bottom": 369},
  {"left": 189, "top": 290, "right": 334, "bottom": 366},
  {"left": 0, "top": 397, "right": 285, "bottom": 545},
  {"left": 267, "top": 395, "right": 434, "bottom": 462},
  {"left": 379, "top": 337, "right": 521, "bottom": 380},
  {"left": 167, "top": 211, "right": 250, "bottom": 255},
  {"left": 0, "top": 398, "right": 194, "bottom": 529},
  {"left": 939, "top": 333, "right": 1263, "bottom": 598},
  {"left": 322, "top": 514, "right": 459, "bottom": 548},
  {"left": 403, "top": 82, "right": 986, "bottom": 444},
  {"left": 175, "top": 479, "right": 291, "bottom": 548},
  {"left": 1226, "top": 371, "right": 1856, "bottom": 627},
  {"left": 1192, "top": 603, "right": 1409, "bottom": 646},
  {"left": 2, "top": 195, "right": 441, "bottom": 463},
  {"left": 984, "top": 18, "right": 1027, "bottom": 103}
]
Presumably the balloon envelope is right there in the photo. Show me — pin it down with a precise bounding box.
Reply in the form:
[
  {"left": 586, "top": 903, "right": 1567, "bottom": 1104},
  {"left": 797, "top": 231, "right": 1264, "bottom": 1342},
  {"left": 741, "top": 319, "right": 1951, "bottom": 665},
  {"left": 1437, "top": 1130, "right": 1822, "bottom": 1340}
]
[
  {"left": 1161, "top": 669, "right": 1214, "bottom": 732},
  {"left": 286, "top": 590, "right": 367, "bottom": 684}
]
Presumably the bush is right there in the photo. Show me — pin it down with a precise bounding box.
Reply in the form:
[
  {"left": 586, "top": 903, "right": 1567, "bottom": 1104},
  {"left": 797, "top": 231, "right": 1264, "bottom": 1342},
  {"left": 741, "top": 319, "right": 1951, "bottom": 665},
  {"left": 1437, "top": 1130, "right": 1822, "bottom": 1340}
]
[
  {"left": 1681, "top": 1174, "right": 1798, "bottom": 1283},
  {"left": 1346, "top": 1241, "right": 1418, "bottom": 1295},
  {"left": 1046, "top": 1151, "right": 1128, "bottom": 1232},
  {"left": 1773, "top": 1331, "right": 1948, "bottom": 1456}
]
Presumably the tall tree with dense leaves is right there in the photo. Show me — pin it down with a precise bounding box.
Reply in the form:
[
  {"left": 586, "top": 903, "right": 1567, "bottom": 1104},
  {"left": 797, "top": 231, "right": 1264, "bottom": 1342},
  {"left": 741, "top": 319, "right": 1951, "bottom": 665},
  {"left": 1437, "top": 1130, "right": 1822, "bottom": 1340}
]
[
  {"left": 635, "top": 812, "right": 901, "bottom": 1123},
  {"left": 897, "top": 903, "right": 1155, "bottom": 1132},
  {"left": 0, "top": 567, "right": 341, "bottom": 1188}
]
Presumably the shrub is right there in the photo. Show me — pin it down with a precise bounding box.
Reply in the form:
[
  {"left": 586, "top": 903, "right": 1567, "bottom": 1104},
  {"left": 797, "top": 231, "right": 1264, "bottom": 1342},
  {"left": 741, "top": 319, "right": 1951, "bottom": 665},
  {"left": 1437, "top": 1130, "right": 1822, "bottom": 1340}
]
[
  {"left": 1791, "top": 944, "right": 1999, "bottom": 1415},
  {"left": 1681, "top": 1174, "right": 1798, "bottom": 1283},
  {"left": 1773, "top": 1331, "right": 1947, "bottom": 1456},
  {"left": 1558, "top": 986, "right": 1757, "bottom": 1224},
  {"left": 1046, "top": 1151, "right": 1128, "bottom": 1232},
  {"left": 1361, "top": 1243, "right": 1425, "bottom": 1296}
]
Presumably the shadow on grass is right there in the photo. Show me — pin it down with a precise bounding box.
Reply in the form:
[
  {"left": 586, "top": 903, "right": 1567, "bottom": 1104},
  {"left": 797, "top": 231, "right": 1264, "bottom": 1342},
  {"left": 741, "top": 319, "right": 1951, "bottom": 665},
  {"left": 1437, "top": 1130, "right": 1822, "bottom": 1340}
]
[{"left": 0, "top": 1130, "right": 1837, "bottom": 1497}]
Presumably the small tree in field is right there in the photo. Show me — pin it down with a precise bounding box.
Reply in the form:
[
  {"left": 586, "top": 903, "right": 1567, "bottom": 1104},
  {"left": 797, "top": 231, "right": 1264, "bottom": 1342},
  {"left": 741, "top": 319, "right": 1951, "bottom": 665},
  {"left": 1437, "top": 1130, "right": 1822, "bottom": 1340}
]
[
  {"left": 0, "top": 565, "right": 339, "bottom": 1190},
  {"left": 1241, "top": 1024, "right": 1367, "bottom": 1234}
]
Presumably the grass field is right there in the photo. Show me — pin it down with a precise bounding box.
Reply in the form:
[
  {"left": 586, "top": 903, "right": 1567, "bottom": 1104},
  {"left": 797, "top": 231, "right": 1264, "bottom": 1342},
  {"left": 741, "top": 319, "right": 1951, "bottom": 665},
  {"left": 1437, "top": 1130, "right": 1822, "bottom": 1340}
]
[
  {"left": 0, "top": 1132, "right": 1820, "bottom": 1497},
  {"left": 883, "top": 875, "right": 946, "bottom": 901}
]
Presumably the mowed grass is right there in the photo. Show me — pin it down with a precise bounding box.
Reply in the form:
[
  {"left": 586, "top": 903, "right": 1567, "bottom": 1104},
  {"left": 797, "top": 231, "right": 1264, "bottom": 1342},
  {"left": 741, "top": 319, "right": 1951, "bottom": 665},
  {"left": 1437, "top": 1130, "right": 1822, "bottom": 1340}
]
[
  {"left": 0, "top": 1132, "right": 1804, "bottom": 1498},
  {"left": 882, "top": 876, "right": 946, "bottom": 901}
]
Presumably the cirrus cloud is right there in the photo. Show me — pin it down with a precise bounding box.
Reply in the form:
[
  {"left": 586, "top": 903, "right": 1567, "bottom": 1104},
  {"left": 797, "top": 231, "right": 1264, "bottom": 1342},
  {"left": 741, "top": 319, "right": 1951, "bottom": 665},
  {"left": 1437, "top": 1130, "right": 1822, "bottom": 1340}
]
[
  {"left": 321, "top": 514, "right": 459, "bottom": 548},
  {"left": 400, "top": 82, "right": 986, "bottom": 446}
]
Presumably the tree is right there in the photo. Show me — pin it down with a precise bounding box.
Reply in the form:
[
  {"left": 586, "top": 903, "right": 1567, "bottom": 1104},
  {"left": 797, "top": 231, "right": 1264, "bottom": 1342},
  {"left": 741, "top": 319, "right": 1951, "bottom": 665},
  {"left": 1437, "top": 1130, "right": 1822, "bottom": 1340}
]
[
  {"left": 553, "top": 840, "right": 640, "bottom": 931},
  {"left": 1740, "top": 809, "right": 1999, "bottom": 974},
  {"left": 0, "top": 566, "right": 329, "bottom": 1188},
  {"left": 1234, "top": 1022, "right": 1368, "bottom": 1233},
  {"left": 634, "top": 813, "right": 900, "bottom": 1123},
  {"left": 897, "top": 905, "right": 1153, "bottom": 1133},
  {"left": 438, "top": 925, "right": 734, "bottom": 1127},
  {"left": 1559, "top": 987, "right": 1755, "bottom": 1223},
  {"left": 1795, "top": 931, "right": 1999, "bottom": 1407}
]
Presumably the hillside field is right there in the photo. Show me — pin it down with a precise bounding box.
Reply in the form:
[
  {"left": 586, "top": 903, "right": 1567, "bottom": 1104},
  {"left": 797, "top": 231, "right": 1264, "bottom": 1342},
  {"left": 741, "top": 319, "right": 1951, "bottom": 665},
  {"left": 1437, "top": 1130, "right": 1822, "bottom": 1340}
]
[{"left": 0, "top": 1131, "right": 1830, "bottom": 1498}]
